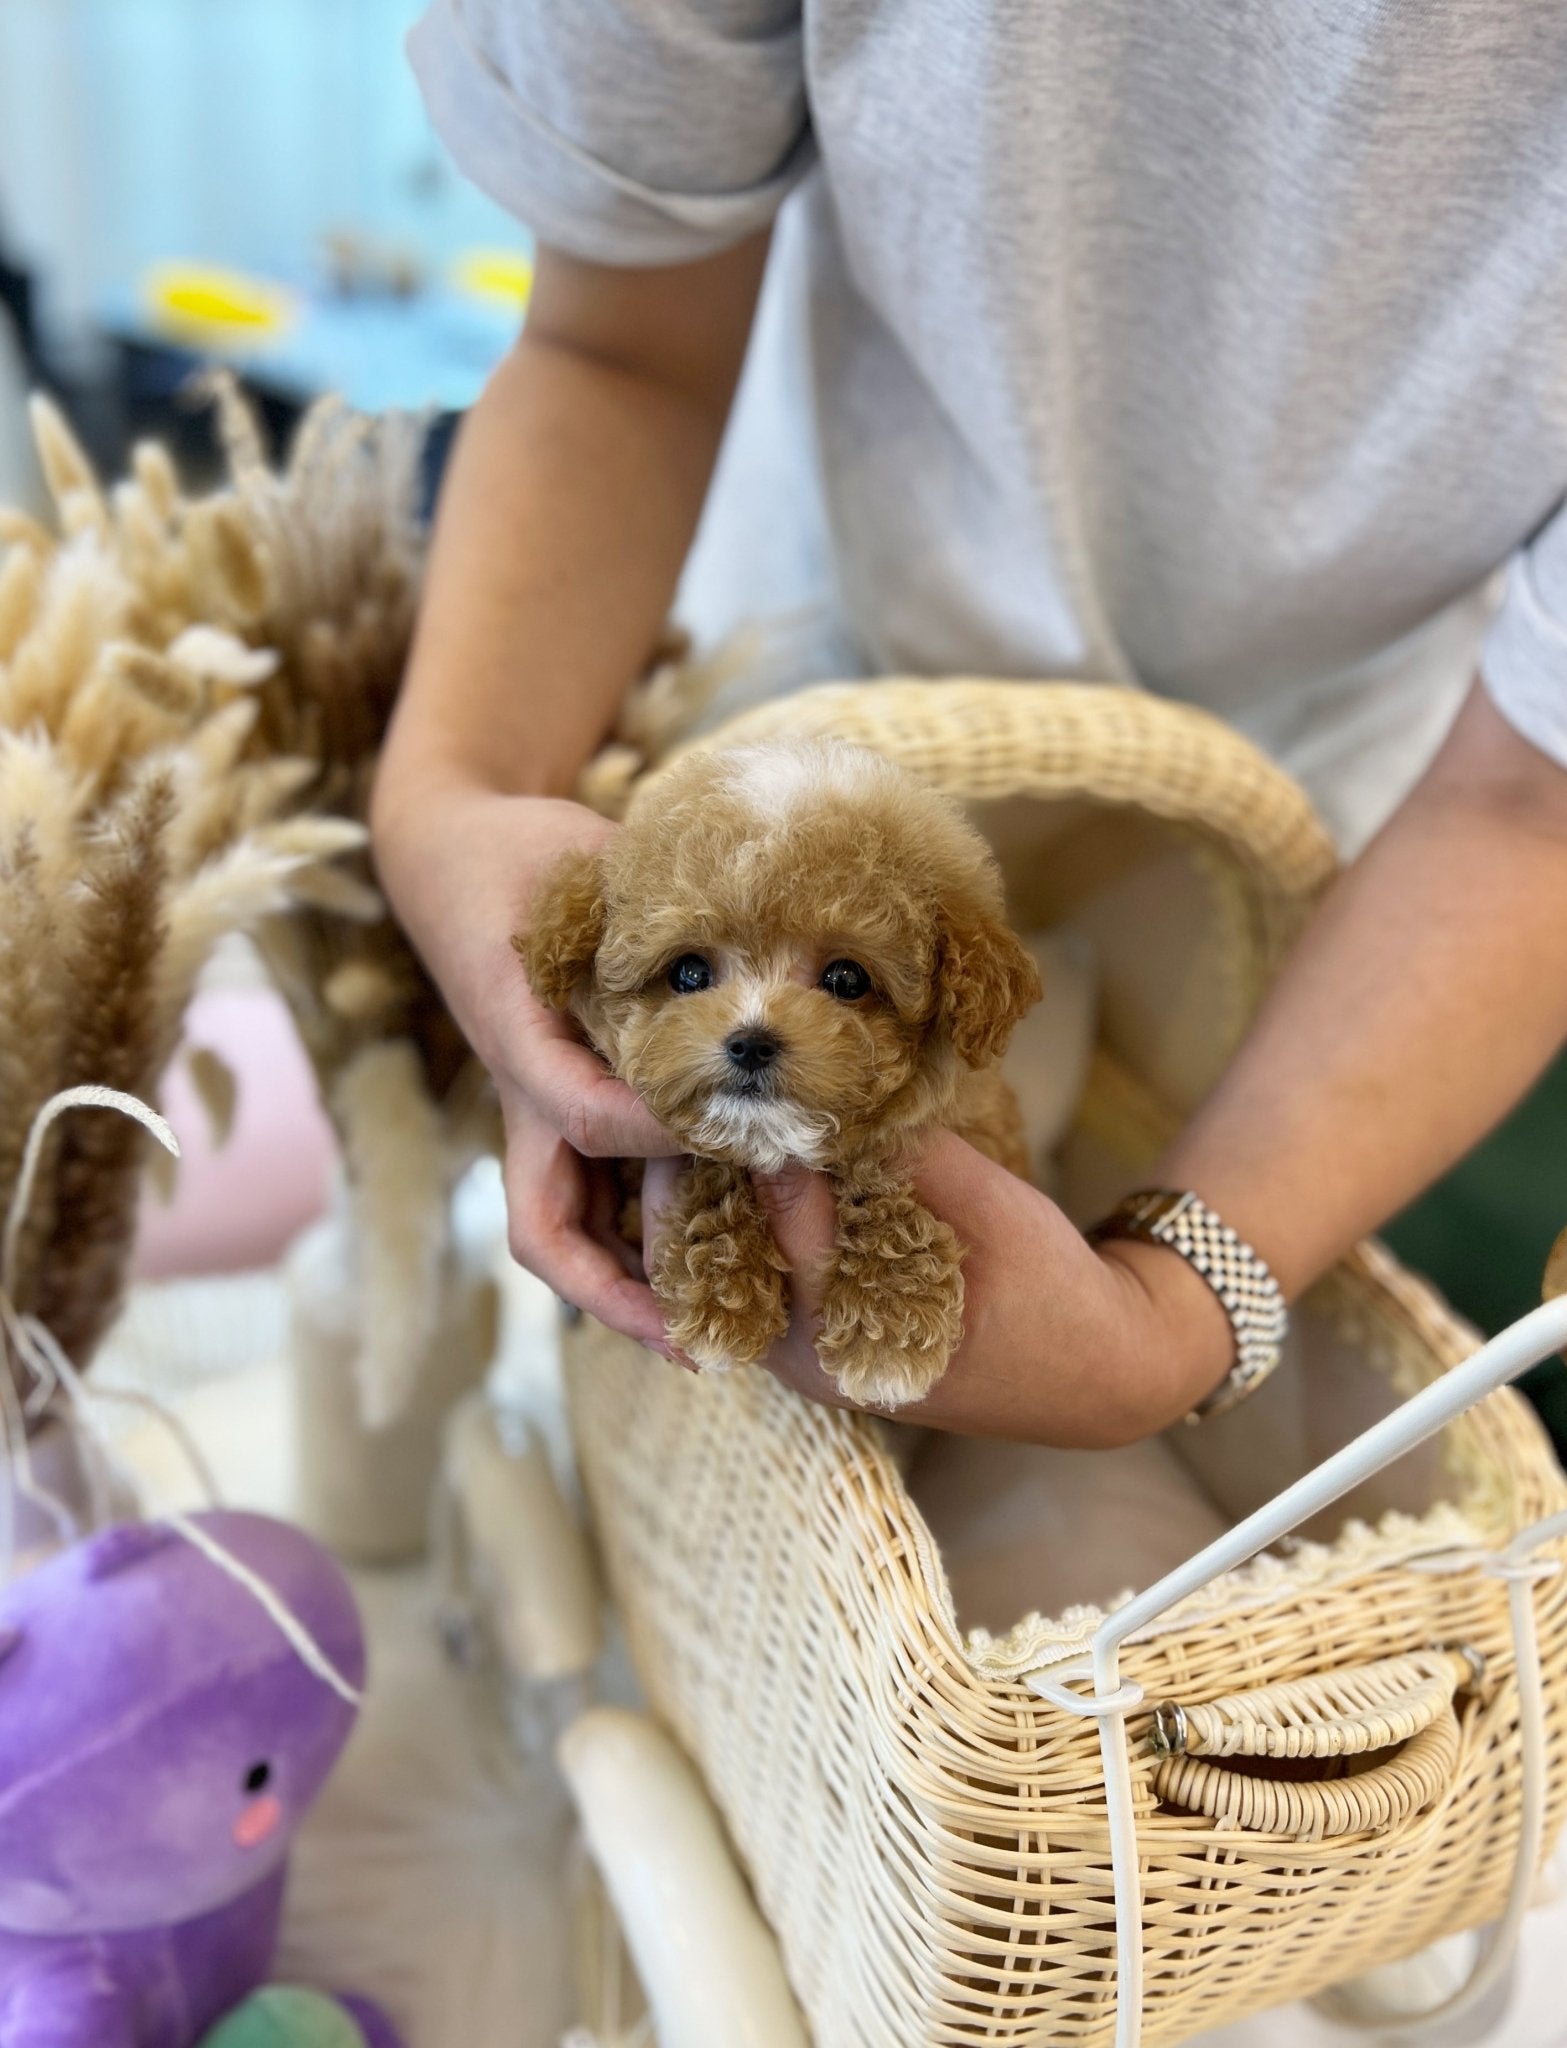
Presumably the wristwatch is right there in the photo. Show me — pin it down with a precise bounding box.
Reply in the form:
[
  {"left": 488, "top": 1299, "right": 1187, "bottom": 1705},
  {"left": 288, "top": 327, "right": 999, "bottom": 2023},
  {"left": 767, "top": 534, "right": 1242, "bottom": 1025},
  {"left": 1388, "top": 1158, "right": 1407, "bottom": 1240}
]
[{"left": 1087, "top": 1188, "right": 1288, "bottom": 1422}]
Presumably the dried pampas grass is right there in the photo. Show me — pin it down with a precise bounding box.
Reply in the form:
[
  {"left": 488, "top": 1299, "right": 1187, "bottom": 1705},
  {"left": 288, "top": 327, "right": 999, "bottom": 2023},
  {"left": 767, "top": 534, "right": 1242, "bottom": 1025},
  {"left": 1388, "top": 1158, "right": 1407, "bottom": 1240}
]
[
  {"left": 179, "top": 381, "right": 495, "bottom": 1422},
  {"left": 189, "top": 382, "right": 487, "bottom": 1087},
  {"left": 1, "top": 381, "right": 502, "bottom": 1426},
  {"left": 0, "top": 399, "right": 369, "bottom": 1381},
  {"left": 2, "top": 376, "right": 731, "bottom": 1428}
]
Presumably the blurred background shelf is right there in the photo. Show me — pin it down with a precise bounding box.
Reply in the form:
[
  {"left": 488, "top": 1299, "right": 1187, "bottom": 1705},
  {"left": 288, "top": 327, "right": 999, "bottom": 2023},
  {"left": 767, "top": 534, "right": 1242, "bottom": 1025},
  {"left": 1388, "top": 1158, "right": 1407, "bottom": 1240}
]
[{"left": 0, "top": 0, "right": 529, "bottom": 473}]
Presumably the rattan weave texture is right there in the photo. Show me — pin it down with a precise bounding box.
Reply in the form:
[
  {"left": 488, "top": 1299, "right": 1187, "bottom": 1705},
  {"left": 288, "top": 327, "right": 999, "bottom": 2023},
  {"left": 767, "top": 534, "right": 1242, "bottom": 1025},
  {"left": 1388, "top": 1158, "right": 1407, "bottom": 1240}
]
[{"left": 564, "top": 680, "right": 1567, "bottom": 2047}]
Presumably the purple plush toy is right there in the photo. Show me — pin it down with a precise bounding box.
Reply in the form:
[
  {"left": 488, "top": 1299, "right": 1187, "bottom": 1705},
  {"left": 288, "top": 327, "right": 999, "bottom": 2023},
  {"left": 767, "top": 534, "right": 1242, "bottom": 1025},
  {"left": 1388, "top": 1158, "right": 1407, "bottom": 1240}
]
[{"left": 0, "top": 1510, "right": 401, "bottom": 2048}]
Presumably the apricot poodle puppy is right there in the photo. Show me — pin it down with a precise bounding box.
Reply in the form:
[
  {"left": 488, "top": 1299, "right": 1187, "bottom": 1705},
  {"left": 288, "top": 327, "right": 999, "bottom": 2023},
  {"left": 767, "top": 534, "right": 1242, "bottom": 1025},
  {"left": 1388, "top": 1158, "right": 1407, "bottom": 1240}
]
[{"left": 518, "top": 740, "right": 1040, "bottom": 1409}]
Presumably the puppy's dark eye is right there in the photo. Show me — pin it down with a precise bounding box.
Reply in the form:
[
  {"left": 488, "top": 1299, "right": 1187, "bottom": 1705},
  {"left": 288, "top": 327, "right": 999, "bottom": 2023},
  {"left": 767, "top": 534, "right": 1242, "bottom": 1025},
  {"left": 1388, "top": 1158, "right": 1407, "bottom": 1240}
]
[
  {"left": 820, "top": 959, "right": 872, "bottom": 1002},
  {"left": 244, "top": 1761, "right": 272, "bottom": 1794},
  {"left": 668, "top": 954, "right": 713, "bottom": 994}
]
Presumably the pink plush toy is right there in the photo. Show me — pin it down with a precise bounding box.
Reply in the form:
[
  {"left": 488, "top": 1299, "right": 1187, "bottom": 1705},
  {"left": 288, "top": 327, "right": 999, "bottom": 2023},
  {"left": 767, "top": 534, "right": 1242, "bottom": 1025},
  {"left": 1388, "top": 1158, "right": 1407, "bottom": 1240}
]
[{"left": 0, "top": 1511, "right": 401, "bottom": 2048}]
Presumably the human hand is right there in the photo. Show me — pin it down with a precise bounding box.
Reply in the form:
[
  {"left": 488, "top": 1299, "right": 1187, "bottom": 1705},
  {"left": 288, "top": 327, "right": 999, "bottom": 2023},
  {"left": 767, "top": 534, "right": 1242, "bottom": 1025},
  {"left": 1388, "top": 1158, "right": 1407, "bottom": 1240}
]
[
  {"left": 370, "top": 770, "right": 681, "bottom": 1349},
  {"left": 643, "top": 1133, "right": 1234, "bottom": 1444}
]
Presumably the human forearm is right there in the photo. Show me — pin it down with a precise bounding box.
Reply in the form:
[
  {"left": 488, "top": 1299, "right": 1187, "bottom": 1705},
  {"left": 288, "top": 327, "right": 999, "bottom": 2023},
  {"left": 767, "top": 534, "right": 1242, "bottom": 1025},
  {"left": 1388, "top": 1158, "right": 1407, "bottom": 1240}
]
[
  {"left": 366, "top": 243, "right": 767, "bottom": 1346},
  {"left": 1152, "top": 682, "right": 1567, "bottom": 1354},
  {"left": 749, "top": 683, "right": 1567, "bottom": 1445},
  {"left": 383, "top": 343, "right": 703, "bottom": 804},
  {"left": 376, "top": 236, "right": 769, "bottom": 814},
  {"left": 370, "top": 237, "right": 767, "bottom": 1050},
  {"left": 746, "top": 1141, "right": 1216, "bottom": 1446}
]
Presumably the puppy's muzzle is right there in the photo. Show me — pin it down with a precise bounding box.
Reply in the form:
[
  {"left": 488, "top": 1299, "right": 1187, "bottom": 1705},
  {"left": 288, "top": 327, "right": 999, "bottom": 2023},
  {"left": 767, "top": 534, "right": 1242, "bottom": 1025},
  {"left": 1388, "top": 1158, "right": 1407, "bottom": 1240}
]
[{"left": 724, "top": 1027, "right": 783, "bottom": 1084}]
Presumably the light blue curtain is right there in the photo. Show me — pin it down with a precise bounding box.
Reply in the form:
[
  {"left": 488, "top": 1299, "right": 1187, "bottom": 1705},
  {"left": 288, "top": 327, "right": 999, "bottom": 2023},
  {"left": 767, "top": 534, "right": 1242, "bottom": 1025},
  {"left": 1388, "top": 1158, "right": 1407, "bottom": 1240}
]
[{"left": 0, "top": 0, "right": 524, "bottom": 357}]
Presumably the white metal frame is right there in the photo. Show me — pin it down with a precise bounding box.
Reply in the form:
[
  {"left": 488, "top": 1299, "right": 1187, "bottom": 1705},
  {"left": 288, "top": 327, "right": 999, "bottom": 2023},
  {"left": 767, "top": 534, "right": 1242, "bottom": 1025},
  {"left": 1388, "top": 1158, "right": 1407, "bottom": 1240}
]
[
  {"left": 559, "top": 1708, "right": 811, "bottom": 2048},
  {"left": 448, "top": 1298, "right": 1567, "bottom": 2048},
  {"left": 1028, "top": 1294, "right": 1567, "bottom": 2048}
]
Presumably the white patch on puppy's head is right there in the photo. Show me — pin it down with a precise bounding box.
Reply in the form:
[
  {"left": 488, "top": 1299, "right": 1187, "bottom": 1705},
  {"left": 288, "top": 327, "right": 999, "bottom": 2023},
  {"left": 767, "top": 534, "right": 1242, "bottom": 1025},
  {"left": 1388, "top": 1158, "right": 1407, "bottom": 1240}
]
[{"left": 723, "top": 741, "right": 887, "bottom": 824}]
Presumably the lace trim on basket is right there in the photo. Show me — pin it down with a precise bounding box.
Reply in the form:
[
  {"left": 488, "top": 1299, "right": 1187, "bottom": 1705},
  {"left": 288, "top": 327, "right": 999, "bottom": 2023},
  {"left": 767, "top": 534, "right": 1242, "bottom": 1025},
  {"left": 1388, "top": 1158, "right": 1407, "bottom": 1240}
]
[{"left": 963, "top": 1499, "right": 1483, "bottom": 1682}]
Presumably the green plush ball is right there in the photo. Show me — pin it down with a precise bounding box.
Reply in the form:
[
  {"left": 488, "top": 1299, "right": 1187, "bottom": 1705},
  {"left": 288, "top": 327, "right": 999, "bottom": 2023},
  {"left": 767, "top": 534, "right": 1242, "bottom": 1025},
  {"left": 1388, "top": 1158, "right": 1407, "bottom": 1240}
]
[{"left": 198, "top": 1985, "right": 367, "bottom": 2048}]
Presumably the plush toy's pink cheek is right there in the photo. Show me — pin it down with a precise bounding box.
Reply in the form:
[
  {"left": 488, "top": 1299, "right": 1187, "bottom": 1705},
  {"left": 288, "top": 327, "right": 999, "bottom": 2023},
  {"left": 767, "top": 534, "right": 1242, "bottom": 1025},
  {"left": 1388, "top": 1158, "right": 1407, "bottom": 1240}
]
[{"left": 232, "top": 1794, "right": 283, "bottom": 1849}]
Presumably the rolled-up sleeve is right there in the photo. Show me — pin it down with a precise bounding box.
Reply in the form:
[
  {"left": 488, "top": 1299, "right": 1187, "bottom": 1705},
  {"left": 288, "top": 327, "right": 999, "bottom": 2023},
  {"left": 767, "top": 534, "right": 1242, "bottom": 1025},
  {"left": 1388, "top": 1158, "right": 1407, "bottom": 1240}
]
[
  {"left": 1482, "top": 502, "right": 1567, "bottom": 769},
  {"left": 407, "top": 0, "right": 812, "bottom": 265}
]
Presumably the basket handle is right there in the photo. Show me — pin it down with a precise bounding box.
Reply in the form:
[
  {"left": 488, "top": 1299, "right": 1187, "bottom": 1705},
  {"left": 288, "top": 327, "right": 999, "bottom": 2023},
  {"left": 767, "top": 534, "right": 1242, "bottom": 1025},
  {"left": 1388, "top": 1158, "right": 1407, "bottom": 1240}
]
[
  {"left": 1152, "top": 1707, "right": 1461, "bottom": 1842},
  {"left": 1028, "top": 1296, "right": 1567, "bottom": 2048},
  {"left": 1148, "top": 1645, "right": 1483, "bottom": 1764},
  {"left": 1149, "top": 1648, "right": 1481, "bottom": 1841}
]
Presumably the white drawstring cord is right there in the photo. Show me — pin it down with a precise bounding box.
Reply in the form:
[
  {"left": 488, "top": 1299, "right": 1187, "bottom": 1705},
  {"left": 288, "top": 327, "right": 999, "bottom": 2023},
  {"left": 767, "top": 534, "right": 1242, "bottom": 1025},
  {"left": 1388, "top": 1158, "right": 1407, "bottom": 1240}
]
[
  {"left": 0, "top": 1349, "right": 70, "bottom": 1581},
  {"left": 1, "top": 1084, "right": 361, "bottom": 1708},
  {"left": 1373, "top": 1506, "right": 1567, "bottom": 2032},
  {"left": 11, "top": 1299, "right": 220, "bottom": 1518},
  {"left": 1025, "top": 1297, "right": 1567, "bottom": 2048},
  {"left": 0, "top": 1344, "right": 75, "bottom": 1558},
  {"left": 163, "top": 1508, "right": 363, "bottom": 1708},
  {"left": 15, "top": 1314, "right": 361, "bottom": 1706},
  {"left": 0, "top": 1085, "right": 177, "bottom": 1300},
  {"left": 0, "top": 1088, "right": 170, "bottom": 1581}
]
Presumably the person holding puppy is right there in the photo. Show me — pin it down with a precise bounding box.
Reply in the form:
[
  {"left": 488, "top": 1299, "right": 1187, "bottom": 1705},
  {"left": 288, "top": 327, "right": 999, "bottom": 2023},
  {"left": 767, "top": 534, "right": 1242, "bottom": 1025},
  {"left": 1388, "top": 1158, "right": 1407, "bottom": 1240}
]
[{"left": 372, "top": 3, "right": 1567, "bottom": 1445}]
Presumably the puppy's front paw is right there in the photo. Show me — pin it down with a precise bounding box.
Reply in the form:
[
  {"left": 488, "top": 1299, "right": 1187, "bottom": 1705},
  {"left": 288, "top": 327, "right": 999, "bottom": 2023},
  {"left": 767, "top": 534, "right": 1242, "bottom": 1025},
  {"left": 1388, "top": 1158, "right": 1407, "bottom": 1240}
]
[
  {"left": 816, "top": 1190, "right": 965, "bottom": 1409},
  {"left": 659, "top": 1266, "right": 788, "bottom": 1373},
  {"left": 648, "top": 1162, "right": 789, "bottom": 1372}
]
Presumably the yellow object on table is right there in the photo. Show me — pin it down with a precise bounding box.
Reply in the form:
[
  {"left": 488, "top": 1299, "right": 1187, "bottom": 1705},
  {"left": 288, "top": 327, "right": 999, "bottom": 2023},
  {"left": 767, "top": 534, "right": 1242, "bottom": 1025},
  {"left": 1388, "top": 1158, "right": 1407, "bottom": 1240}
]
[
  {"left": 142, "top": 263, "right": 297, "bottom": 347},
  {"left": 449, "top": 248, "right": 534, "bottom": 314}
]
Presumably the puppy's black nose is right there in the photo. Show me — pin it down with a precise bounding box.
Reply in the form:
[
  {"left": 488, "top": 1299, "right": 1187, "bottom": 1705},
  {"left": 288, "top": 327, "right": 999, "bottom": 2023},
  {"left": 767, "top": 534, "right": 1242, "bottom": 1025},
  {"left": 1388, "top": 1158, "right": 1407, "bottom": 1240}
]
[{"left": 725, "top": 1028, "right": 781, "bottom": 1074}]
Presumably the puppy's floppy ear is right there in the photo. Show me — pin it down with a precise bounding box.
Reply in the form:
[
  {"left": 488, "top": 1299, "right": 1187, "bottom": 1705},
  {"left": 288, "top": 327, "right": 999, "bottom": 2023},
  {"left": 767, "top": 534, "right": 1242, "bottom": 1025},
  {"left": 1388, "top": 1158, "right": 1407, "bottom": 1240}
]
[
  {"left": 934, "top": 891, "right": 1043, "bottom": 1067},
  {"left": 513, "top": 847, "right": 607, "bottom": 1010}
]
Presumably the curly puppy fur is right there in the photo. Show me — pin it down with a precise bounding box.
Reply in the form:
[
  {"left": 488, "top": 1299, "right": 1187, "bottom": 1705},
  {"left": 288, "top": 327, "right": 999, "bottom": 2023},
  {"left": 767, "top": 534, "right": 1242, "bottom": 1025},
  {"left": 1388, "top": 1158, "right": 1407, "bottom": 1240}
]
[{"left": 517, "top": 740, "right": 1041, "bottom": 1408}]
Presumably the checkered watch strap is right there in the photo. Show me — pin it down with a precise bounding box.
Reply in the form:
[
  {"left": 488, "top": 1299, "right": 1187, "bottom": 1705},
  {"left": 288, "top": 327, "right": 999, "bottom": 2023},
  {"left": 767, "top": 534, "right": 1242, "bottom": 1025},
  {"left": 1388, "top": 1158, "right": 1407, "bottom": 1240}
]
[{"left": 1087, "top": 1189, "right": 1288, "bottom": 1422}]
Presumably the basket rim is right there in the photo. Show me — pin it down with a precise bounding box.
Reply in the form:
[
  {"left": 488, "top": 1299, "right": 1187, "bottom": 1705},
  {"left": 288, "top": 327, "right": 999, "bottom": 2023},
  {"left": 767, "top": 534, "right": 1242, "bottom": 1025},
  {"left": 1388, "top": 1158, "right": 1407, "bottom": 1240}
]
[
  {"left": 564, "top": 677, "right": 1567, "bottom": 2041},
  {"left": 620, "top": 676, "right": 1567, "bottom": 1684},
  {"left": 568, "top": 1236, "right": 1565, "bottom": 1696},
  {"left": 661, "top": 676, "right": 1337, "bottom": 907}
]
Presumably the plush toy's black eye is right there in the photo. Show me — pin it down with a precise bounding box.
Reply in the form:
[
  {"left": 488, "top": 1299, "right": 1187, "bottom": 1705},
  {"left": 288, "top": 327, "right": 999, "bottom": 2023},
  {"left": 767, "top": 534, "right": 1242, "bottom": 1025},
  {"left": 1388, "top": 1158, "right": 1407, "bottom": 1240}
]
[
  {"left": 668, "top": 953, "right": 713, "bottom": 994},
  {"left": 244, "top": 1761, "right": 272, "bottom": 1794},
  {"left": 820, "top": 959, "right": 872, "bottom": 1001}
]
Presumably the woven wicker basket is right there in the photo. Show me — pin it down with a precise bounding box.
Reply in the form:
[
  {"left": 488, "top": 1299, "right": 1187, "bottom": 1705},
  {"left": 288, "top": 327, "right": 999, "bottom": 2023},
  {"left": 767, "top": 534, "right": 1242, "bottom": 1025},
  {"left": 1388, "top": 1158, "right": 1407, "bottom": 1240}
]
[{"left": 562, "top": 680, "right": 1567, "bottom": 2048}]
